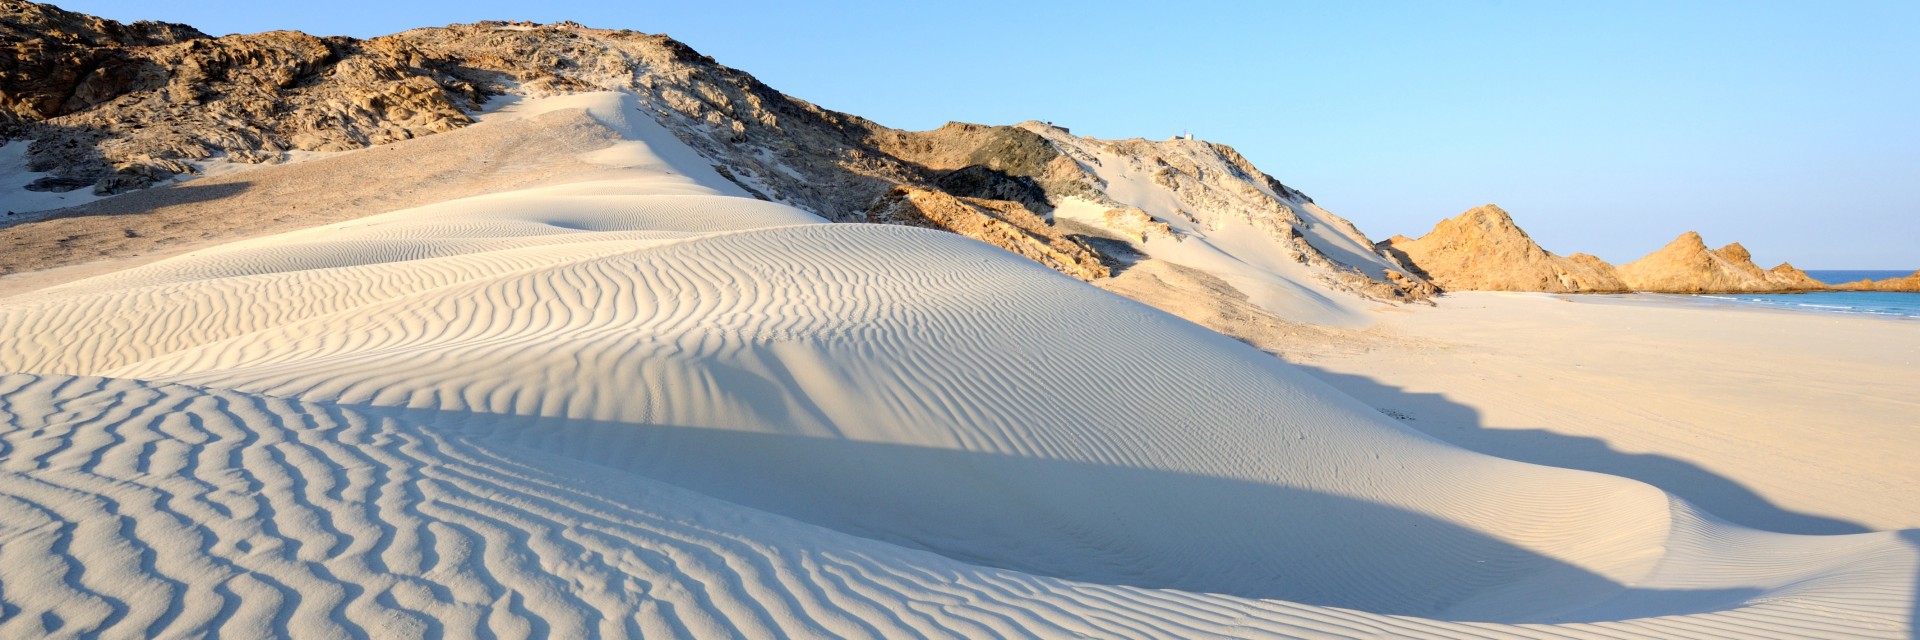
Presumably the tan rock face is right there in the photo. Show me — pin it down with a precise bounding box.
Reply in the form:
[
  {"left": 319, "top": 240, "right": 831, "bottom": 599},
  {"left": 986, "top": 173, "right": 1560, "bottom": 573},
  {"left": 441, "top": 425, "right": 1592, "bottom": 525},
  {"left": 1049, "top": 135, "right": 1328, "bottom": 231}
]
[
  {"left": 1379, "top": 204, "right": 1627, "bottom": 293},
  {"left": 1617, "top": 232, "right": 1826, "bottom": 293},
  {"left": 3, "top": 6, "right": 488, "bottom": 194},
  {"left": 1100, "top": 207, "right": 1174, "bottom": 243},
  {"left": 866, "top": 186, "right": 1109, "bottom": 281},
  {"left": 1389, "top": 205, "right": 1849, "bottom": 295},
  {"left": 1764, "top": 262, "right": 1827, "bottom": 290},
  {"left": 0, "top": 0, "right": 204, "bottom": 120}
]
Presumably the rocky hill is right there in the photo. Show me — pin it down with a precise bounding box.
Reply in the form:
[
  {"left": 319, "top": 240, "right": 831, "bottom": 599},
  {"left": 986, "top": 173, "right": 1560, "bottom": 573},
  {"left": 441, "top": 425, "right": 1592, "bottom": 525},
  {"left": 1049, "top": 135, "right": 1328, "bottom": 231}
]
[
  {"left": 1379, "top": 204, "right": 1625, "bottom": 293},
  {"left": 1387, "top": 205, "right": 1852, "bottom": 295},
  {"left": 0, "top": 0, "right": 1431, "bottom": 305},
  {"left": 1614, "top": 232, "right": 1825, "bottom": 293},
  {"left": 0, "top": 0, "right": 205, "bottom": 120}
]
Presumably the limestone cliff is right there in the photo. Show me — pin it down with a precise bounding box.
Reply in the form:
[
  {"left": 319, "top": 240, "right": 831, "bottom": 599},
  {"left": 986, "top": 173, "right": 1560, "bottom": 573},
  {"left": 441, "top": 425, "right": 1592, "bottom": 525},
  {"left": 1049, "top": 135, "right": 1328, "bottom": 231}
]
[{"left": 1378, "top": 205, "right": 1626, "bottom": 293}]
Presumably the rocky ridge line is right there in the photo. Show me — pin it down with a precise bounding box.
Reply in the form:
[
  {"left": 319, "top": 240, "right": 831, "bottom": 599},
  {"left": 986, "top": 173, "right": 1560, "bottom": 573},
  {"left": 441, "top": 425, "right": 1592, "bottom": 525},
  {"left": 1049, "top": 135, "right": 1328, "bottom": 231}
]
[
  {"left": 0, "top": 1, "right": 1430, "bottom": 298},
  {"left": 1384, "top": 204, "right": 1889, "bottom": 294},
  {"left": 1379, "top": 205, "right": 1625, "bottom": 293},
  {"left": 1834, "top": 270, "right": 1920, "bottom": 292}
]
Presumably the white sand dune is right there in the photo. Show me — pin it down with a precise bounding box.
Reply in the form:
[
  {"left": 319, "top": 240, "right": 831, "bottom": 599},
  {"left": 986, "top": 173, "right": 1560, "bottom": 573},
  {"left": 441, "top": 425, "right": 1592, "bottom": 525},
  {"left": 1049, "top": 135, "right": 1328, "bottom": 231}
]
[{"left": 0, "top": 94, "right": 1913, "bottom": 638}]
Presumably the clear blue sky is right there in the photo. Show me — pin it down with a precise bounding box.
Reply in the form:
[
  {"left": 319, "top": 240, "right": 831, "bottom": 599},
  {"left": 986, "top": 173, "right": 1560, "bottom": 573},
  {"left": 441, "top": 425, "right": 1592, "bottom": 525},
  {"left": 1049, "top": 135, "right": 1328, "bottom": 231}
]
[{"left": 61, "top": 0, "right": 1919, "bottom": 268}]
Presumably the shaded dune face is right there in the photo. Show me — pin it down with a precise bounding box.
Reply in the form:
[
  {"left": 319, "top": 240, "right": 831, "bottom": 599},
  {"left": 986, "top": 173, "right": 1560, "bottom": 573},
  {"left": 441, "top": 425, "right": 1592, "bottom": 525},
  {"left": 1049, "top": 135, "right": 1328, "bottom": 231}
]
[{"left": 7, "top": 374, "right": 1906, "bottom": 640}]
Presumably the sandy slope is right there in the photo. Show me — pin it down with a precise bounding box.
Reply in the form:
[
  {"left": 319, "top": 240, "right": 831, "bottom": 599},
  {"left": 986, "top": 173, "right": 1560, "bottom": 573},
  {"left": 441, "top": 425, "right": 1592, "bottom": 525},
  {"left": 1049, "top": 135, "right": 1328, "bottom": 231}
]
[
  {"left": 1, "top": 94, "right": 1914, "bottom": 638},
  {"left": 1030, "top": 126, "right": 1413, "bottom": 327},
  {"left": 0, "top": 93, "right": 658, "bottom": 298}
]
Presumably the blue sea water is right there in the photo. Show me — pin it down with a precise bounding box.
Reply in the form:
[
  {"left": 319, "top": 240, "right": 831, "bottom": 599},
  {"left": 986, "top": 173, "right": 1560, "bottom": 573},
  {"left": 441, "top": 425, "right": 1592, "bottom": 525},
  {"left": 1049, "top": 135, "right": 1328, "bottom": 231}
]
[
  {"left": 1657, "top": 270, "right": 1920, "bottom": 319},
  {"left": 1689, "top": 292, "right": 1920, "bottom": 319},
  {"left": 1804, "top": 269, "right": 1914, "bottom": 285}
]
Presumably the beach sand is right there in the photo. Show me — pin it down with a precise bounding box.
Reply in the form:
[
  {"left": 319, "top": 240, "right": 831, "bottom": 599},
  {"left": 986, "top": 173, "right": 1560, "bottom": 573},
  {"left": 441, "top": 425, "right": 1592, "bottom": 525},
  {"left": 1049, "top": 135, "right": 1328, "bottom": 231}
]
[{"left": 1290, "top": 292, "right": 1920, "bottom": 534}]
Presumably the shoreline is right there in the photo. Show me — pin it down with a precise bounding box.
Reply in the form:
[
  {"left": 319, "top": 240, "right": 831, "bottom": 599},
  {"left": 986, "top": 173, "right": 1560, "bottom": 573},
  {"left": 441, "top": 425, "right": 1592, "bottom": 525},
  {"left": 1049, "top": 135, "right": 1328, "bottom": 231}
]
[{"left": 1553, "top": 290, "right": 1920, "bottom": 321}]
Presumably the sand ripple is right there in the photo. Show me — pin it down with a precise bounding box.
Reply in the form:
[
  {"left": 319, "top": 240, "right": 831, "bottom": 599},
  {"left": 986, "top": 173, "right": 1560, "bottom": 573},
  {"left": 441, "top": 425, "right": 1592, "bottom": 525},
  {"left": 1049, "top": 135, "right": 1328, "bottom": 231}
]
[{"left": 0, "top": 167, "right": 1912, "bottom": 636}]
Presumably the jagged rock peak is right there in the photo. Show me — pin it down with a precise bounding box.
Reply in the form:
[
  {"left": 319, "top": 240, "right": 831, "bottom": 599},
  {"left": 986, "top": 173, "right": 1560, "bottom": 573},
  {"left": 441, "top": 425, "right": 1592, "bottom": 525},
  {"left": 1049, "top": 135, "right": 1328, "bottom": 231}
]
[
  {"left": 1390, "top": 206, "right": 1841, "bottom": 295},
  {"left": 1618, "top": 231, "right": 1824, "bottom": 293},
  {"left": 1714, "top": 242, "right": 1753, "bottom": 265},
  {"left": 1379, "top": 204, "right": 1626, "bottom": 293}
]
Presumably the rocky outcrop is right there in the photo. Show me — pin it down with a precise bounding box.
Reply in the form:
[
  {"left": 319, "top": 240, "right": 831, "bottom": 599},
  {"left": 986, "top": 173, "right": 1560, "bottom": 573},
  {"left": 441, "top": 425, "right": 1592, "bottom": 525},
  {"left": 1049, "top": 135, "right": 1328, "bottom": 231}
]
[
  {"left": 1387, "top": 205, "right": 1852, "bottom": 295},
  {"left": 868, "top": 186, "right": 1109, "bottom": 281},
  {"left": 1762, "top": 261, "right": 1827, "bottom": 290},
  {"left": 0, "top": 0, "right": 205, "bottom": 120},
  {"left": 1094, "top": 207, "right": 1175, "bottom": 243},
  {"left": 868, "top": 122, "right": 1102, "bottom": 214},
  {"left": 1379, "top": 205, "right": 1626, "bottom": 293},
  {"left": 3, "top": 2, "right": 499, "bottom": 195},
  {"left": 1618, "top": 232, "right": 1826, "bottom": 293},
  {"left": 1836, "top": 270, "right": 1920, "bottom": 292}
]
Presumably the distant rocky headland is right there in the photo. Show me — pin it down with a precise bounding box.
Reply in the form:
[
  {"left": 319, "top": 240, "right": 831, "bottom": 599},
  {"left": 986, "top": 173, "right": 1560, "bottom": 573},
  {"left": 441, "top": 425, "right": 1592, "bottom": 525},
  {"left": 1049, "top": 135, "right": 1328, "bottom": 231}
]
[
  {"left": 1833, "top": 270, "right": 1920, "bottom": 292},
  {"left": 1381, "top": 204, "right": 1913, "bottom": 295}
]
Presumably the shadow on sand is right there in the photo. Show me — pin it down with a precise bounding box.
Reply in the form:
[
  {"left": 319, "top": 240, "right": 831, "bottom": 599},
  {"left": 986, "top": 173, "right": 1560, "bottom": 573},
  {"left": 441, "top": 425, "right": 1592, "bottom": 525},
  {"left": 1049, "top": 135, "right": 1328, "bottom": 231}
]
[
  {"left": 358, "top": 403, "right": 1767, "bottom": 624},
  {"left": 1293, "top": 364, "right": 1872, "bottom": 536},
  {"left": 1906, "top": 529, "right": 1920, "bottom": 640}
]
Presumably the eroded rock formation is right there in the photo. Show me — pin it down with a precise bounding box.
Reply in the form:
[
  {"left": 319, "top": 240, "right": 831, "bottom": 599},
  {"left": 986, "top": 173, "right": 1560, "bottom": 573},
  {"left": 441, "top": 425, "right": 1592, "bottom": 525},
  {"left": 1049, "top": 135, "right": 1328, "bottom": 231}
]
[
  {"left": 1388, "top": 205, "right": 1862, "bottom": 295},
  {"left": 868, "top": 186, "right": 1110, "bottom": 280},
  {"left": 1617, "top": 232, "right": 1825, "bottom": 293},
  {"left": 1380, "top": 205, "right": 1626, "bottom": 293}
]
